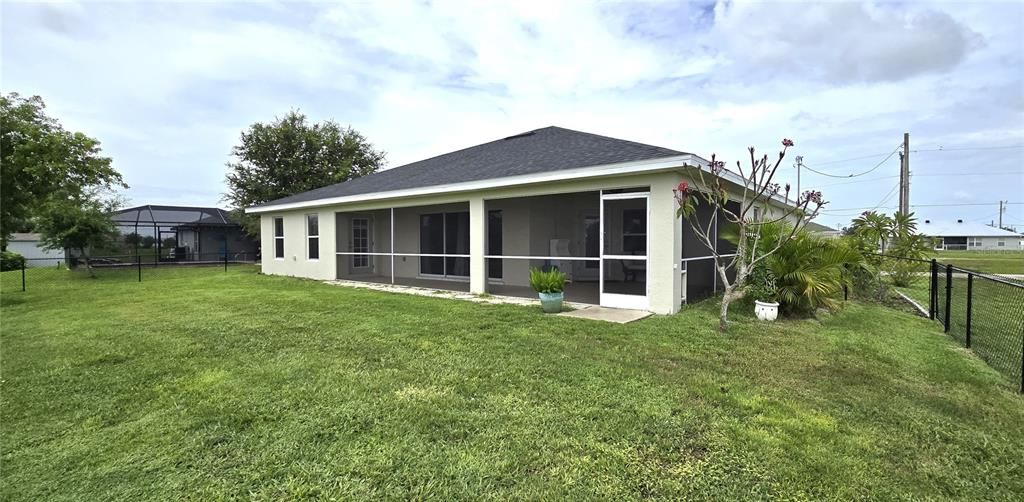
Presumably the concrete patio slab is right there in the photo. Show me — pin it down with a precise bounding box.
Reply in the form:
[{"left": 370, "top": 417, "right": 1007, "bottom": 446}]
[
  {"left": 557, "top": 306, "right": 652, "bottom": 324},
  {"left": 323, "top": 279, "right": 593, "bottom": 310}
]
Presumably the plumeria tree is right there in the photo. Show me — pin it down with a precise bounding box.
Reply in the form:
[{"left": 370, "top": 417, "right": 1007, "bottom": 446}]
[{"left": 676, "top": 139, "right": 826, "bottom": 331}]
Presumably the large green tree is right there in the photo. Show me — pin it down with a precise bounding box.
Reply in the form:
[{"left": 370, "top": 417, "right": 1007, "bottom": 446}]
[
  {"left": 35, "top": 195, "right": 121, "bottom": 276},
  {"left": 224, "top": 111, "right": 386, "bottom": 235},
  {"left": 0, "top": 93, "right": 126, "bottom": 246}
]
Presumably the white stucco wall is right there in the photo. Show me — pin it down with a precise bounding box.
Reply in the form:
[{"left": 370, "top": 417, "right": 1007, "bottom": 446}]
[
  {"left": 256, "top": 171, "right": 687, "bottom": 314},
  {"left": 970, "top": 236, "right": 1024, "bottom": 251},
  {"left": 7, "top": 240, "right": 65, "bottom": 266},
  {"left": 259, "top": 209, "right": 336, "bottom": 280}
]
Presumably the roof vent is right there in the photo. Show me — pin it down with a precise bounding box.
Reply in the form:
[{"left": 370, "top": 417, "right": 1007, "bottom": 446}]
[
  {"left": 503, "top": 131, "right": 536, "bottom": 140},
  {"left": 957, "top": 219, "right": 963, "bottom": 223}
]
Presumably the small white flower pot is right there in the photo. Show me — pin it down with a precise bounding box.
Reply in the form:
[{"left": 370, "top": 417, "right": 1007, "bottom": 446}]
[{"left": 754, "top": 300, "right": 779, "bottom": 321}]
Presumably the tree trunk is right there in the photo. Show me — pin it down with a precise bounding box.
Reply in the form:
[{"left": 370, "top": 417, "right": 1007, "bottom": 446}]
[
  {"left": 80, "top": 247, "right": 95, "bottom": 278},
  {"left": 718, "top": 285, "right": 745, "bottom": 332},
  {"left": 719, "top": 290, "right": 731, "bottom": 332}
]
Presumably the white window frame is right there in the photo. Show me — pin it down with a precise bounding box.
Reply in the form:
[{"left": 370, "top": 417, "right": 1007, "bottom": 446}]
[
  {"left": 273, "top": 217, "right": 285, "bottom": 260},
  {"left": 306, "top": 213, "right": 320, "bottom": 261}
]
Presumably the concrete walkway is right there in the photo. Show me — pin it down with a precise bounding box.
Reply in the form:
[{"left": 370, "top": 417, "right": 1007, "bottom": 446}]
[
  {"left": 558, "top": 306, "right": 652, "bottom": 324},
  {"left": 323, "top": 279, "right": 652, "bottom": 323},
  {"left": 324, "top": 279, "right": 592, "bottom": 309}
]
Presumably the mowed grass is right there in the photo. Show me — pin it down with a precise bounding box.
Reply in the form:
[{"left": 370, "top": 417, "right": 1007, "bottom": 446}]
[
  {"left": 2, "top": 267, "right": 1023, "bottom": 500},
  {"left": 928, "top": 250, "right": 1024, "bottom": 274}
]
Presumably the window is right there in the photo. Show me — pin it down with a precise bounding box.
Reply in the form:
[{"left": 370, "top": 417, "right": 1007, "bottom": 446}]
[
  {"left": 998, "top": 239, "right": 1005, "bottom": 247},
  {"left": 273, "top": 217, "right": 284, "bottom": 259},
  {"left": 419, "top": 211, "right": 470, "bottom": 277},
  {"left": 352, "top": 217, "right": 369, "bottom": 268},
  {"left": 306, "top": 214, "right": 319, "bottom": 260},
  {"left": 622, "top": 208, "right": 647, "bottom": 254}
]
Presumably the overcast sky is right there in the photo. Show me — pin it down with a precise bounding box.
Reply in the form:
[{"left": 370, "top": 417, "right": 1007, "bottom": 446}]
[{"left": 3, "top": 0, "right": 1022, "bottom": 229}]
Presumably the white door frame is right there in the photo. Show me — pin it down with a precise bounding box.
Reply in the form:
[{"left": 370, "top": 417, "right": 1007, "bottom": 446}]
[
  {"left": 350, "top": 216, "right": 371, "bottom": 273},
  {"left": 599, "top": 190, "right": 650, "bottom": 310}
]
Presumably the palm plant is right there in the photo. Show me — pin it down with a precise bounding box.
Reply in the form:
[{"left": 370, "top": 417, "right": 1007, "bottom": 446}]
[
  {"left": 850, "top": 211, "right": 893, "bottom": 254},
  {"left": 753, "top": 222, "right": 866, "bottom": 316}
]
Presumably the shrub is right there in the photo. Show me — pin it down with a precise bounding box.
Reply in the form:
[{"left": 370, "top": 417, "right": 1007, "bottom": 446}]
[
  {"left": 745, "top": 263, "right": 778, "bottom": 303},
  {"left": 529, "top": 267, "right": 566, "bottom": 294},
  {"left": 753, "top": 223, "right": 865, "bottom": 316},
  {"left": 1, "top": 250, "right": 25, "bottom": 271}
]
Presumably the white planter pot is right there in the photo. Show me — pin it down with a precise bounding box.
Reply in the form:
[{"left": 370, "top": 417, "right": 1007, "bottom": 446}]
[{"left": 754, "top": 300, "right": 779, "bottom": 321}]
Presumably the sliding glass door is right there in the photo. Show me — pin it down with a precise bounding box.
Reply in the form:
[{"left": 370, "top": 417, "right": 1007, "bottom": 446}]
[{"left": 420, "top": 211, "right": 470, "bottom": 278}]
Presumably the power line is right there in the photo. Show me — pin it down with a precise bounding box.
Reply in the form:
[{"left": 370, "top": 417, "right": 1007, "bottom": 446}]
[
  {"left": 807, "top": 171, "right": 1024, "bottom": 189},
  {"left": 822, "top": 201, "right": 1022, "bottom": 212},
  {"left": 801, "top": 143, "right": 1024, "bottom": 169},
  {"left": 870, "top": 185, "right": 900, "bottom": 213},
  {"left": 804, "top": 151, "right": 899, "bottom": 167},
  {"left": 825, "top": 183, "right": 899, "bottom": 215},
  {"left": 911, "top": 145, "right": 1024, "bottom": 153},
  {"left": 799, "top": 143, "right": 902, "bottom": 178}
]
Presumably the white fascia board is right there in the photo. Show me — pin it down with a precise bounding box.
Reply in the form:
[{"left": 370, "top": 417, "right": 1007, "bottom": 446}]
[
  {"left": 246, "top": 154, "right": 699, "bottom": 214},
  {"left": 678, "top": 160, "right": 802, "bottom": 210}
]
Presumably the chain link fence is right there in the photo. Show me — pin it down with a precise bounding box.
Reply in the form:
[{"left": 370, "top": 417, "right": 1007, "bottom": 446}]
[
  {"left": 3, "top": 252, "right": 258, "bottom": 292},
  {"left": 929, "top": 261, "right": 1024, "bottom": 392},
  {"left": 872, "top": 253, "right": 1024, "bottom": 393}
]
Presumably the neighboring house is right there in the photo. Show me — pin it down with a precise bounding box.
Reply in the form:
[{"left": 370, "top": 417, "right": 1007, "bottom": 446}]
[
  {"left": 7, "top": 233, "right": 65, "bottom": 267},
  {"left": 805, "top": 220, "right": 842, "bottom": 239},
  {"left": 246, "top": 126, "right": 801, "bottom": 314},
  {"left": 920, "top": 219, "right": 1024, "bottom": 251},
  {"left": 108, "top": 205, "right": 259, "bottom": 261}
]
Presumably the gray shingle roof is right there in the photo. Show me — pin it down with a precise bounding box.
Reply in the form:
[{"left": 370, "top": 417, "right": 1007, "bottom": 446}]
[{"left": 253, "top": 126, "right": 687, "bottom": 208}]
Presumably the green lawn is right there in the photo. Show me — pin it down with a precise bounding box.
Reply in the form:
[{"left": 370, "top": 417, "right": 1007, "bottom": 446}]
[
  {"left": 2, "top": 267, "right": 1023, "bottom": 500},
  {"left": 928, "top": 250, "right": 1024, "bottom": 274}
]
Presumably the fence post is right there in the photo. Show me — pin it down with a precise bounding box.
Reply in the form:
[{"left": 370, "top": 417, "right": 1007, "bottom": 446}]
[
  {"left": 21, "top": 260, "right": 26, "bottom": 292},
  {"left": 224, "top": 252, "right": 228, "bottom": 272},
  {"left": 964, "top": 273, "right": 973, "bottom": 348},
  {"left": 943, "top": 264, "right": 953, "bottom": 333},
  {"left": 929, "top": 259, "right": 938, "bottom": 320},
  {"left": 137, "top": 254, "right": 142, "bottom": 282}
]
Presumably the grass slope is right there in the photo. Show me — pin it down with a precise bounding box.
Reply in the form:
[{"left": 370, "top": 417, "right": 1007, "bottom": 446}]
[{"left": 2, "top": 267, "right": 1023, "bottom": 500}]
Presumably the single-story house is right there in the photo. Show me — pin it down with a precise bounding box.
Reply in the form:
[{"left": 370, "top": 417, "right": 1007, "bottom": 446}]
[
  {"left": 920, "top": 219, "right": 1024, "bottom": 251},
  {"left": 246, "top": 126, "right": 801, "bottom": 314},
  {"left": 109, "top": 205, "right": 259, "bottom": 262},
  {"left": 6, "top": 233, "right": 65, "bottom": 267}
]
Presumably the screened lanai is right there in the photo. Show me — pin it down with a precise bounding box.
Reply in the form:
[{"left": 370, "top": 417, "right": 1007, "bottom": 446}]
[
  {"left": 334, "top": 203, "right": 472, "bottom": 292},
  {"left": 105, "top": 205, "right": 258, "bottom": 263},
  {"left": 329, "top": 188, "right": 740, "bottom": 310}
]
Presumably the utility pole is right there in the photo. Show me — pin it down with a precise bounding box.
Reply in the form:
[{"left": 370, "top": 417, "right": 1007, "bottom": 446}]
[
  {"left": 794, "top": 156, "right": 803, "bottom": 196},
  {"left": 999, "top": 200, "right": 1005, "bottom": 229},
  {"left": 899, "top": 132, "right": 910, "bottom": 215}
]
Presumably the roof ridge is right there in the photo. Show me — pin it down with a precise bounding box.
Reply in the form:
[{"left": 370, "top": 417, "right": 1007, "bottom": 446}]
[
  {"left": 252, "top": 126, "right": 694, "bottom": 209},
  {"left": 541, "top": 126, "right": 684, "bottom": 154}
]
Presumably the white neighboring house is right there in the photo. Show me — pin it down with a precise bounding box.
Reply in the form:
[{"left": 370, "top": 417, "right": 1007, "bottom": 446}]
[
  {"left": 920, "top": 219, "right": 1024, "bottom": 251},
  {"left": 6, "top": 233, "right": 66, "bottom": 267}
]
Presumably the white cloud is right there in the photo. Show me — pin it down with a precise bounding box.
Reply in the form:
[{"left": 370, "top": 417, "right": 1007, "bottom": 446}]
[
  {"left": 1, "top": 0, "right": 1021, "bottom": 227},
  {"left": 711, "top": 1, "right": 983, "bottom": 83}
]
